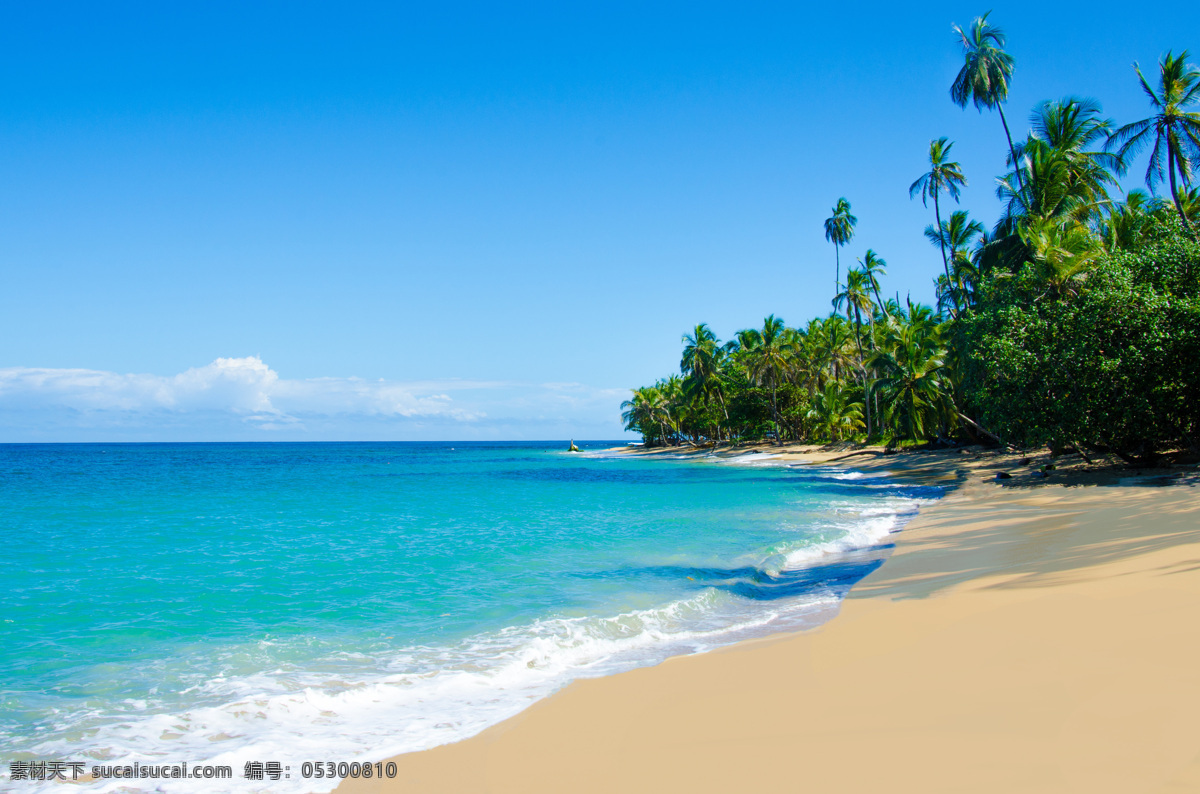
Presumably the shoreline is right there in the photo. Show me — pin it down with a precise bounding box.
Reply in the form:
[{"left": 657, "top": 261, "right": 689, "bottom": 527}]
[{"left": 339, "top": 446, "right": 1200, "bottom": 793}]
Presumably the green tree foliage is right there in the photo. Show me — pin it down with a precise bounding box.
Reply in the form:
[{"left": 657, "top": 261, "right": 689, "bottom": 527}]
[
  {"left": 961, "top": 219, "right": 1200, "bottom": 461},
  {"left": 623, "top": 28, "right": 1200, "bottom": 461},
  {"left": 823, "top": 198, "right": 858, "bottom": 294},
  {"left": 1107, "top": 51, "right": 1200, "bottom": 238},
  {"left": 911, "top": 138, "right": 969, "bottom": 314}
]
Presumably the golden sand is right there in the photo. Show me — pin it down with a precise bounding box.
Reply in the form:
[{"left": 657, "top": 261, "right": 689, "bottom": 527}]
[{"left": 339, "top": 446, "right": 1200, "bottom": 793}]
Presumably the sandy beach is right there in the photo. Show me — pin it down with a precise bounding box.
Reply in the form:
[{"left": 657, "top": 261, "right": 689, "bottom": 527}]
[{"left": 339, "top": 446, "right": 1200, "bottom": 793}]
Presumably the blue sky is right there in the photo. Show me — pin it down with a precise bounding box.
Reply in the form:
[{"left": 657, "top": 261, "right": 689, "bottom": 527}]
[{"left": 1, "top": 1, "right": 1197, "bottom": 440}]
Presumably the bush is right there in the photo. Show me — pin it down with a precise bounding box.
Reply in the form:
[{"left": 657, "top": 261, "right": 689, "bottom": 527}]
[{"left": 961, "top": 226, "right": 1200, "bottom": 461}]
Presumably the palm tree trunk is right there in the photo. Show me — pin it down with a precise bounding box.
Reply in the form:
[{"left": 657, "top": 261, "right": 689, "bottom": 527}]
[
  {"left": 872, "top": 285, "right": 886, "bottom": 317},
  {"left": 852, "top": 305, "right": 870, "bottom": 439},
  {"left": 834, "top": 246, "right": 840, "bottom": 294},
  {"left": 1169, "top": 141, "right": 1199, "bottom": 240},
  {"left": 996, "top": 102, "right": 1026, "bottom": 195},
  {"left": 933, "top": 195, "right": 958, "bottom": 318},
  {"left": 771, "top": 382, "right": 781, "bottom": 446}
]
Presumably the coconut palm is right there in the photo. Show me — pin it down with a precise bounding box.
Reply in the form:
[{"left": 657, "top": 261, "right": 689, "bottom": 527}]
[
  {"left": 622, "top": 385, "right": 670, "bottom": 446},
  {"left": 1100, "top": 190, "right": 1163, "bottom": 251},
  {"left": 807, "top": 382, "right": 865, "bottom": 442},
  {"left": 1018, "top": 218, "right": 1103, "bottom": 298},
  {"left": 925, "top": 210, "right": 985, "bottom": 310},
  {"left": 951, "top": 12, "right": 1023, "bottom": 193},
  {"left": 744, "top": 315, "right": 797, "bottom": 444},
  {"left": 910, "top": 138, "right": 968, "bottom": 313},
  {"left": 871, "top": 322, "right": 951, "bottom": 443},
  {"left": 859, "top": 250, "right": 889, "bottom": 316},
  {"left": 1107, "top": 51, "right": 1200, "bottom": 238},
  {"left": 681, "top": 323, "right": 729, "bottom": 426},
  {"left": 1180, "top": 185, "right": 1200, "bottom": 225},
  {"left": 1000, "top": 98, "right": 1122, "bottom": 228},
  {"left": 832, "top": 270, "right": 874, "bottom": 354},
  {"left": 832, "top": 268, "right": 878, "bottom": 434},
  {"left": 823, "top": 198, "right": 858, "bottom": 294}
]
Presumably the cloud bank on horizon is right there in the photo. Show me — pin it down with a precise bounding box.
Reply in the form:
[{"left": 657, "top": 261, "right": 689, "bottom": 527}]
[{"left": 0, "top": 357, "right": 630, "bottom": 442}]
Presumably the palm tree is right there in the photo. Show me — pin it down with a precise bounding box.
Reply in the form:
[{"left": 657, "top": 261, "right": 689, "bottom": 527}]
[
  {"left": 1018, "top": 218, "right": 1103, "bottom": 298},
  {"left": 681, "top": 323, "right": 730, "bottom": 436},
  {"left": 832, "top": 270, "right": 874, "bottom": 354},
  {"left": 833, "top": 269, "right": 877, "bottom": 434},
  {"left": 910, "top": 138, "right": 968, "bottom": 313},
  {"left": 815, "top": 315, "right": 856, "bottom": 387},
  {"left": 870, "top": 321, "right": 951, "bottom": 443},
  {"left": 1000, "top": 98, "right": 1122, "bottom": 228},
  {"left": 807, "top": 382, "right": 865, "bottom": 442},
  {"left": 622, "top": 385, "right": 670, "bottom": 446},
  {"left": 859, "top": 250, "right": 888, "bottom": 315},
  {"left": 1107, "top": 51, "right": 1200, "bottom": 239},
  {"left": 823, "top": 198, "right": 858, "bottom": 294},
  {"left": 1100, "top": 189, "right": 1162, "bottom": 251},
  {"left": 659, "top": 376, "right": 686, "bottom": 444},
  {"left": 1180, "top": 185, "right": 1200, "bottom": 226},
  {"left": 744, "top": 315, "right": 797, "bottom": 444},
  {"left": 925, "top": 210, "right": 985, "bottom": 309},
  {"left": 951, "top": 12, "right": 1023, "bottom": 193}
]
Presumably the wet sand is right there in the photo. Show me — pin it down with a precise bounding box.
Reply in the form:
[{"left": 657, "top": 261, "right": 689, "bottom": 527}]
[{"left": 339, "top": 446, "right": 1200, "bottom": 793}]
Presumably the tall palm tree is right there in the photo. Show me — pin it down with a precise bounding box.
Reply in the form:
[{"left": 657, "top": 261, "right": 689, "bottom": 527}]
[
  {"left": 823, "top": 198, "right": 858, "bottom": 294},
  {"left": 832, "top": 270, "right": 873, "bottom": 355},
  {"left": 1107, "top": 51, "right": 1200, "bottom": 238},
  {"left": 837, "top": 265, "right": 883, "bottom": 436},
  {"left": 910, "top": 138, "right": 968, "bottom": 313},
  {"left": 951, "top": 12, "right": 1023, "bottom": 192},
  {"left": 744, "top": 315, "right": 796, "bottom": 444}
]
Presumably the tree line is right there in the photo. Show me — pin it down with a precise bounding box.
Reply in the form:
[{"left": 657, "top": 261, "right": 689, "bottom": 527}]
[{"left": 622, "top": 14, "right": 1200, "bottom": 464}]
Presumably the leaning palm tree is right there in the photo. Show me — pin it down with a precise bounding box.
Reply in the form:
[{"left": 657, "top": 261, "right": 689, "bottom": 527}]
[
  {"left": 823, "top": 198, "right": 858, "bottom": 294},
  {"left": 910, "top": 138, "right": 968, "bottom": 313},
  {"left": 1107, "top": 50, "right": 1200, "bottom": 239},
  {"left": 951, "top": 12, "right": 1023, "bottom": 192},
  {"left": 622, "top": 385, "right": 670, "bottom": 446}
]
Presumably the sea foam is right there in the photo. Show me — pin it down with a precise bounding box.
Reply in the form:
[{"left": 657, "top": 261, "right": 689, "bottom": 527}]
[{"left": 4, "top": 445, "right": 936, "bottom": 794}]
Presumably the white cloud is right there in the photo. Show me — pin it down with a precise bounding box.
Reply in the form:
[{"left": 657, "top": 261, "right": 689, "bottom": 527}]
[{"left": 0, "top": 357, "right": 632, "bottom": 441}]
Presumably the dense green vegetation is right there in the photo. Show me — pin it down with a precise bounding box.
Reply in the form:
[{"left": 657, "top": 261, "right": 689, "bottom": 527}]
[{"left": 622, "top": 16, "right": 1200, "bottom": 464}]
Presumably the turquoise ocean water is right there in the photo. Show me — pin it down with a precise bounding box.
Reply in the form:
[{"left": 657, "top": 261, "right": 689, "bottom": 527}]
[{"left": 1, "top": 442, "right": 939, "bottom": 791}]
